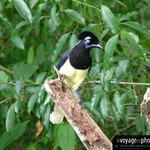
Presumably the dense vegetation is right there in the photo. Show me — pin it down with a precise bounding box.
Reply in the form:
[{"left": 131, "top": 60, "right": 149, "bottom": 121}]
[{"left": 0, "top": 0, "right": 150, "bottom": 149}]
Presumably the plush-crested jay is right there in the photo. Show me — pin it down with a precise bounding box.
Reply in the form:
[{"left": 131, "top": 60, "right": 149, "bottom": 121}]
[{"left": 50, "top": 31, "right": 102, "bottom": 124}]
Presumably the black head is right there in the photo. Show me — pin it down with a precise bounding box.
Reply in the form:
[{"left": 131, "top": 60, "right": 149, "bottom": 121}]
[{"left": 78, "top": 31, "right": 102, "bottom": 49}]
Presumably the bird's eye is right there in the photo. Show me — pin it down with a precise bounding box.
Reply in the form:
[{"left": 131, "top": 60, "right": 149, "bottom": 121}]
[{"left": 86, "top": 39, "right": 90, "bottom": 44}]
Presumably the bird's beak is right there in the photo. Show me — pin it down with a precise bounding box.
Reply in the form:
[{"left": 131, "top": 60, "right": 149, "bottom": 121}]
[{"left": 92, "top": 44, "right": 103, "bottom": 49}]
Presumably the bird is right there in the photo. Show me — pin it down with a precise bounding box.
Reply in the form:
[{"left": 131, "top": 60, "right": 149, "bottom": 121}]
[{"left": 50, "top": 31, "right": 102, "bottom": 124}]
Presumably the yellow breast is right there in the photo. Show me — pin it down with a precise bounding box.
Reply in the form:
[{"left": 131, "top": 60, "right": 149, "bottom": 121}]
[{"left": 59, "top": 59, "right": 89, "bottom": 90}]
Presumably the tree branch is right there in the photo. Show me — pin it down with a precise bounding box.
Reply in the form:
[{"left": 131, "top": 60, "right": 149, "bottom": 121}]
[
  {"left": 140, "top": 87, "right": 150, "bottom": 124},
  {"left": 0, "top": 65, "right": 33, "bottom": 83},
  {"left": 85, "top": 80, "right": 150, "bottom": 86},
  {"left": 0, "top": 65, "right": 13, "bottom": 74},
  {"left": 43, "top": 67, "right": 112, "bottom": 150}
]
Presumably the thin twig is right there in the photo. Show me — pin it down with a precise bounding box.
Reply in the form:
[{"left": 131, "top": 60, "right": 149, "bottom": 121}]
[
  {"left": 0, "top": 65, "right": 33, "bottom": 83},
  {"left": 118, "top": 122, "right": 135, "bottom": 134},
  {"left": 0, "top": 65, "right": 13, "bottom": 74},
  {"left": 0, "top": 97, "right": 13, "bottom": 104},
  {"left": 111, "top": 122, "right": 135, "bottom": 140},
  {"left": 72, "top": 0, "right": 101, "bottom": 12},
  {"left": 0, "top": 82, "right": 15, "bottom": 85},
  {"left": 84, "top": 80, "right": 150, "bottom": 86}
]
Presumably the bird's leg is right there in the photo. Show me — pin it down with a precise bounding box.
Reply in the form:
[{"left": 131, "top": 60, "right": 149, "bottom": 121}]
[
  {"left": 50, "top": 103, "right": 64, "bottom": 124},
  {"left": 62, "top": 74, "right": 66, "bottom": 81},
  {"left": 71, "top": 88, "right": 80, "bottom": 100},
  {"left": 54, "top": 66, "right": 65, "bottom": 82}
]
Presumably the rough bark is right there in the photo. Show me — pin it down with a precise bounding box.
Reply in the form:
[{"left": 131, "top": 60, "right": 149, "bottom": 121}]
[
  {"left": 43, "top": 67, "right": 112, "bottom": 150},
  {"left": 140, "top": 87, "right": 150, "bottom": 124}
]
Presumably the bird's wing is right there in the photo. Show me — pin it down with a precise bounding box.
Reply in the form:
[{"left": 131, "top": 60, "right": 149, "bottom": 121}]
[{"left": 57, "top": 49, "right": 71, "bottom": 70}]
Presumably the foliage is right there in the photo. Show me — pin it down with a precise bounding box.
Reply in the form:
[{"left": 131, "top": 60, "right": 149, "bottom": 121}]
[{"left": 0, "top": 0, "right": 150, "bottom": 149}]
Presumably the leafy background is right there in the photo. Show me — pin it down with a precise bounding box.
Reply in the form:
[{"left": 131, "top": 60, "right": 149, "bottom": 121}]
[{"left": 0, "top": 0, "right": 150, "bottom": 149}]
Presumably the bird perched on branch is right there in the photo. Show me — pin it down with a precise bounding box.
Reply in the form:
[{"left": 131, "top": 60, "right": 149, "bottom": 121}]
[{"left": 50, "top": 31, "right": 102, "bottom": 124}]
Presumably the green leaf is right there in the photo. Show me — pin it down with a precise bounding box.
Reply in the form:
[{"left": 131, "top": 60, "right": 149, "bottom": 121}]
[
  {"left": 41, "top": 20, "right": 49, "bottom": 39},
  {"left": 91, "top": 92, "right": 101, "bottom": 110},
  {"left": 13, "top": 64, "right": 38, "bottom": 81},
  {"left": 58, "top": 123, "right": 76, "bottom": 150},
  {"left": 111, "top": 105, "right": 120, "bottom": 122},
  {"left": 27, "top": 46, "right": 34, "bottom": 64},
  {"left": 5, "top": 103, "right": 16, "bottom": 132},
  {"left": 42, "top": 104, "right": 51, "bottom": 129},
  {"left": 13, "top": 21, "right": 28, "bottom": 33},
  {"left": 37, "top": 86, "right": 46, "bottom": 103},
  {"left": 100, "top": 93, "right": 109, "bottom": 118},
  {"left": 121, "top": 31, "right": 142, "bottom": 51},
  {"left": 92, "top": 48, "right": 103, "bottom": 63},
  {"left": 0, "top": 121, "right": 29, "bottom": 149},
  {"left": 135, "top": 115, "right": 145, "bottom": 133},
  {"left": 35, "top": 72, "right": 47, "bottom": 84},
  {"left": 115, "top": 1, "right": 128, "bottom": 9},
  {"left": 101, "top": 67, "right": 114, "bottom": 91},
  {"left": 32, "top": 3, "right": 46, "bottom": 26},
  {"left": 51, "top": 5, "right": 61, "bottom": 26},
  {"left": 119, "top": 11, "right": 137, "bottom": 22},
  {"left": 99, "top": 28, "right": 109, "bottom": 40},
  {"left": 68, "top": 34, "right": 78, "bottom": 49},
  {"left": 26, "top": 144, "right": 36, "bottom": 150},
  {"left": 105, "top": 34, "right": 118, "bottom": 56},
  {"left": 48, "top": 18, "right": 58, "bottom": 34},
  {"left": 0, "top": 14, "right": 11, "bottom": 27},
  {"left": 0, "top": 71, "right": 9, "bottom": 82},
  {"left": 12, "top": 0, "right": 32, "bottom": 23},
  {"left": 39, "top": 105, "right": 47, "bottom": 117},
  {"left": 104, "top": 67, "right": 115, "bottom": 83},
  {"left": 43, "top": 94, "right": 51, "bottom": 106},
  {"left": 121, "top": 32, "right": 146, "bottom": 58},
  {"left": 101, "top": 5, "right": 118, "bottom": 34},
  {"left": 65, "top": 9, "right": 85, "bottom": 25},
  {"left": 83, "top": 23, "right": 98, "bottom": 31},
  {"left": 15, "top": 80, "right": 24, "bottom": 95},
  {"left": 129, "top": 32, "right": 139, "bottom": 42},
  {"left": 115, "top": 60, "right": 129, "bottom": 79},
  {"left": 0, "top": 84, "right": 15, "bottom": 98},
  {"left": 14, "top": 100, "right": 21, "bottom": 113},
  {"left": 11, "top": 34, "right": 24, "bottom": 50},
  {"left": 34, "top": 44, "right": 45, "bottom": 65},
  {"left": 89, "top": 64, "right": 100, "bottom": 77},
  {"left": 33, "top": 105, "right": 41, "bottom": 118},
  {"left": 84, "top": 102, "right": 104, "bottom": 125},
  {"left": 25, "top": 85, "right": 41, "bottom": 94},
  {"left": 28, "top": 93, "right": 38, "bottom": 114},
  {"left": 104, "top": 34, "right": 118, "bottom": 68},
  {"left": 122, "top": 21, "right": 150, "bottom": 36},
  {"left": 52, "top": 33, "right": 69, "bottom": 62},
  {"left": 29, "top": 0, "right": 38, "bottom": 9},
  {"left": 113, "top": 91, "right": 123, "bottom": 116},
  {"left": 146, "top": 126, "right": 150, "bottom": 135}
]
